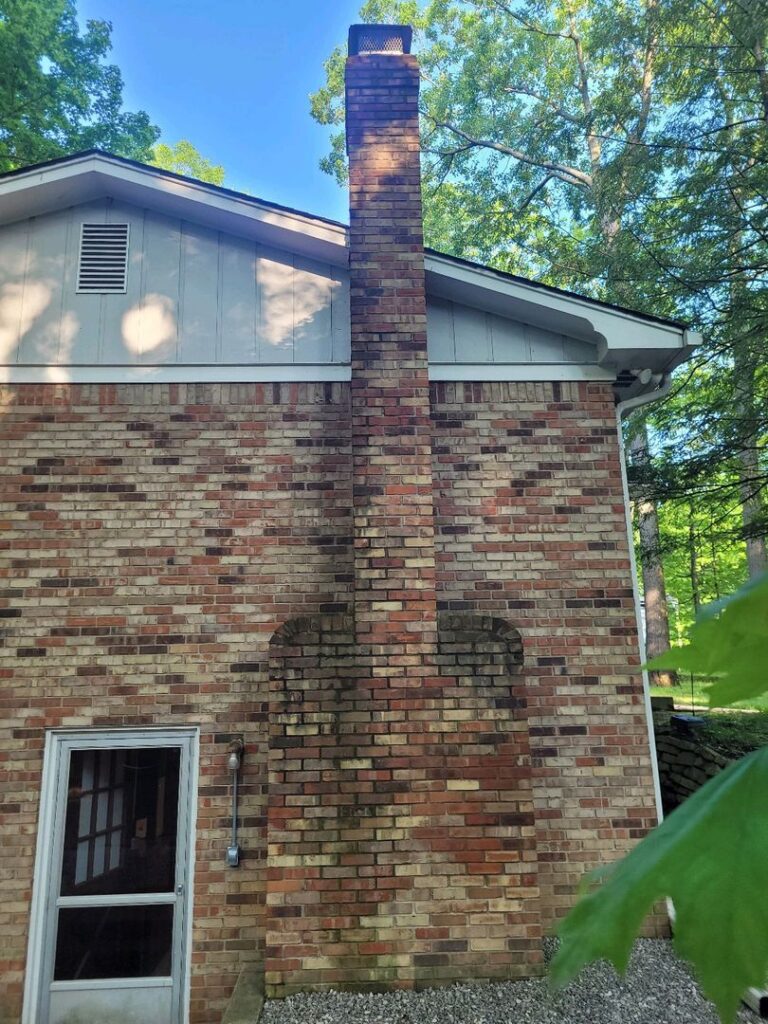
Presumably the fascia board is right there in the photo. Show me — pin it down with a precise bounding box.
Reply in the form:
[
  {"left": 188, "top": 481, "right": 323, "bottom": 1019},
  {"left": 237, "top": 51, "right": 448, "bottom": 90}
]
[
  {"left": 0, "top": 155, "right": 350, "bottom": 267},
  {"left": 425, "top": 252, "right": 695, "bottom": 371}
]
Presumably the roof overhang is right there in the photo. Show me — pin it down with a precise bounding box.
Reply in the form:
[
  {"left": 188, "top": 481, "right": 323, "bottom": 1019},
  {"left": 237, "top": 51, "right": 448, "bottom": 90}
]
[
  {"left": 0, "top": 152, "right": 700, "bottom": 400},
  {"left": 424, "top": 252, "right": 700, "bottom": 399},
  {"left": 0, "top": 151, "right": 349, "bottom": 267}
]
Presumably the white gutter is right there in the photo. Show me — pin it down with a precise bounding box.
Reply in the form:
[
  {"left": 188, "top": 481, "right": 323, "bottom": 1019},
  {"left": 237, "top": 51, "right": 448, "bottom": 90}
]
[{"left": 615, "top": 375, "right": 672, "bottom": 825}]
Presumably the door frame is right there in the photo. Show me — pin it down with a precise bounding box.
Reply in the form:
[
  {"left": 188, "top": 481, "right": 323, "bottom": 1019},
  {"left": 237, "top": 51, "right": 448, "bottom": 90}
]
[{"left": 22, "top": 727, "right": 199, "bottom": 1024}]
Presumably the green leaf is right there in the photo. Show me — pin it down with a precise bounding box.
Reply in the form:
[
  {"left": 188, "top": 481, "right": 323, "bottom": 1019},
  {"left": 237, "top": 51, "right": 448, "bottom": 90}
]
[
  {"left": 550, "top": 746, "right": 768, "bottom": 1022},
  {"left": 645, "top": 574, "right": 768, "bottom": 706}
]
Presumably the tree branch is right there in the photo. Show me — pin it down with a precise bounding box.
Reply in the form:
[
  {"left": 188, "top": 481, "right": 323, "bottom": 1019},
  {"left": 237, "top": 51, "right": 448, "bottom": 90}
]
[
  {"left": 502, "top": 85, "right": 583, "bottom": 125},
  {"left": 429, "top": 119, "right": 593, "bottom": 189}
]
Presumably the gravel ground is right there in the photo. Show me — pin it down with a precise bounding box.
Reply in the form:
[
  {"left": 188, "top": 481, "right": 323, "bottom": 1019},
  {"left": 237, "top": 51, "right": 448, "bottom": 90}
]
[{"left": 261, "top": 940, "right": 760, "bottom": 1024}]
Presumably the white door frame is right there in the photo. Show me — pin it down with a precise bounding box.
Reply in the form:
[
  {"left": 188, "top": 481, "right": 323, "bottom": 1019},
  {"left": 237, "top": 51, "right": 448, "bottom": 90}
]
[{"left": 22, "top": 727, "right": 199, "bottom": 1024}]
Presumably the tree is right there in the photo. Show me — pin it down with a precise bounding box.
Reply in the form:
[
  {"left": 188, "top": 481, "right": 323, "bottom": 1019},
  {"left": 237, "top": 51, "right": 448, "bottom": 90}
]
[
  {"left": 630, "top": 424, "right": 676, "bottom": 686},
  {"left": 0, "top": 0, "right": 159, "bottom": 171},
  {"left": 149, "top": 140, "right": 226, "bottom": 186},
  {"left": 312, "top": 0, "right": 768, "bottom": 628}
]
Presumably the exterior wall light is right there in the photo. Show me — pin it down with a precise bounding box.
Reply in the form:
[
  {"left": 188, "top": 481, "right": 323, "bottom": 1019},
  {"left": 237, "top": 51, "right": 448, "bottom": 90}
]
[{"left": 226, "top": 738, "right": 244, "bottom": 867}]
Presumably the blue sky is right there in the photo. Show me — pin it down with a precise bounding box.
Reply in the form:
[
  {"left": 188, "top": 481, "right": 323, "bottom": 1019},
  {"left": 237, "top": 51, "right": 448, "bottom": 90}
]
[{"left": 77, "top": 0, "right": 363, "bottom": 222}]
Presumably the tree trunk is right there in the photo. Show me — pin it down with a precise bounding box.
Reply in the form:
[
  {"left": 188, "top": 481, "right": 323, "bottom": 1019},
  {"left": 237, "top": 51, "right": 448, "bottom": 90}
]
[
  {"left": 737, "top": 442, "right": 767, "bottom": 578},
  {"left": 729, "top": 221, "right": 766, "bottom": 578},
  {"left": 630, "top": 427, "right": 677, "bottom": 686},
  {"left": 688, "top": 502, "right": 701, "bottom": 614}
]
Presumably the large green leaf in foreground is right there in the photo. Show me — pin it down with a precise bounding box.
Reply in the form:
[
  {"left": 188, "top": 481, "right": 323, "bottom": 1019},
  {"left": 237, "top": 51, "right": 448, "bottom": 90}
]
[
  {"left": 551, "top": 574, "right": 768, "bottom": 1022},
  {"left": 648, "top": 574, "right": 768, "bottom": 708},
  {"left": 550, "top": 747, "right": 768, "bottom": 1021}
]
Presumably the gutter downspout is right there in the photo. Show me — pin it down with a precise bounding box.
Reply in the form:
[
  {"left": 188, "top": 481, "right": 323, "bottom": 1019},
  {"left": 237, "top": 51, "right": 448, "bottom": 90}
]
[
  {"left": 616, "top": 375, "right": 682, "bottom": 941},
  {"left": 615, "top": 375, "right": 672, "bottom": 826}
]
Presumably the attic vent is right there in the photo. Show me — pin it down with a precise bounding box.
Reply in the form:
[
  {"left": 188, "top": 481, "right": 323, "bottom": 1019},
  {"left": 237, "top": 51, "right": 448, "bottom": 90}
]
[
  {"left": 348, "top": 24, "right": 412, "bottom": 55},
  {"left": 614, "top": 369, "right": 639, "bottom": 389},
  {"left": 77, "top": 224, "right": 129, "bottom": 294}
]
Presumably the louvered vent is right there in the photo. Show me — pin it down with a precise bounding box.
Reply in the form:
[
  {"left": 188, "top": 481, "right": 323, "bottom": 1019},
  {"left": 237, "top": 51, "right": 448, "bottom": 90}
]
[{"left": 77, "top": 224, "right": 129, "bottom": 294}]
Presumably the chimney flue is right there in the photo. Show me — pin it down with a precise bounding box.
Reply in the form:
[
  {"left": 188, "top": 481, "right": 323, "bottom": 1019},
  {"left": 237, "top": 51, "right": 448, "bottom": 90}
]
[{"left": 348, "top": 23, "right": 412, "bottom": 56}]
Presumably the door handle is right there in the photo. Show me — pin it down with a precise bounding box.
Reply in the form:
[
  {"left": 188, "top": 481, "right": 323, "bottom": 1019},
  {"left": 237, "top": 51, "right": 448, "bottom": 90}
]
[{"left": 175, "top": 883, "right": 184, "bottom": 897}]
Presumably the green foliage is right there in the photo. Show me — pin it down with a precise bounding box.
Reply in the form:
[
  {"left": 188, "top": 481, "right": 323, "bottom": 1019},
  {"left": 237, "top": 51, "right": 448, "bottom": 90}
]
[
  {"left": 551, "top": 744, "right": 768, "bottom": 1022},
  {"left": 0, "top": 0, "right": 159, "bottom": 171},
  {"left": 702, "top": 712, "right": 768, "bottom": 759},
  {"left": 149, "top": 140, "right": 226, "bottom": 186},
  {"left": 649, "top": 678, "right": 768, "bottom": 713},
  {"left": 552, "top": 575, "right": 768, "bottom": 1022},
  {"left": 313, "top": 1, "right": 768, "bottom": 577},
  {"left": 651, "top": 575, "right": 768, "bottom": 709}
]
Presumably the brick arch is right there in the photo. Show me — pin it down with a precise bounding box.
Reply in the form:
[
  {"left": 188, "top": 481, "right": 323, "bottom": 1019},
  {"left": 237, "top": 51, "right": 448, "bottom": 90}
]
[
  {"left": 268, "top": 611, "right": 354, "bottom": 651},
  {"left": 266, "top": 611, "right": 358, "bottom": 993},
  {"left": 437, "top": 612, "right": 524, "bottom": 677}
]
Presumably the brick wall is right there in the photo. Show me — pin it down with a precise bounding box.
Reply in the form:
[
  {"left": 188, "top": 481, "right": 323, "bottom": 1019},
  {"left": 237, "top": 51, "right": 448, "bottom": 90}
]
[
  {"left": 0, "top": 381, "right": 352, "bottom": 1024},
  {"left": 0, "top": 377, "right": 662, "bottom": 1020},
  {"left": 431, "top": 379, "right": 661, "bottom": 929}
]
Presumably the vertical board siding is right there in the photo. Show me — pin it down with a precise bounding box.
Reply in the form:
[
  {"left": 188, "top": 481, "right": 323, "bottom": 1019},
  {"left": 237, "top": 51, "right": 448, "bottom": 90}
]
[
  {"left": 99, "top": 202, "right": 146, "bottom": 365},
  {"left": 0, "top": 217, "right": 30, "bottom": 367},
  {"left": 0, "top": 202, "right": 349, "bottom": 369},
  {"left": 220, "top": 236, "right": 258, "bottom": 364},
  {"left": 16, "top": 210, "right": 70, "bottom": 366},
  {"left": 292, "top": 254, "right": 332, "bottom": 363},
  {"left": 331, "top": 267, "right": 350, "bottom": 363},
  {"left": 0, "top": 205, "right": 602, "bottom": 372},
  {"left": 256, "top": 246, "right": 294, "bottom": 363},
  {"left": 426, "top": 298, "right": 456, "bottom": 361},
  {"left": 139, "top": 212, "right": 182, "bottom": 364},
  {"left": 178, "top": 222, "right": 220, "bottom": 363},
  {"left": 426, "top": 296, "right": 598, "bottom": 367}
]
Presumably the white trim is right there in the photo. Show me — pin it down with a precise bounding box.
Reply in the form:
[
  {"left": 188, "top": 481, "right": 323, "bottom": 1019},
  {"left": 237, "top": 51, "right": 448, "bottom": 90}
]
[
  {"left": 0, "top": 154, "right": 347, "bottom": 266},
  {"left": 181, "top": 729, "right": 198, "bottom": 1024},
  {"left": 3, "top": 364, "right": 352, "bottom": 384},
  {"left": 425, "top": 252, "right": 693, "bottom": 345},
  {"left": 429, "top": 362, "right": 615, "bottom": 382},
  {"left": 22, "top": 727, "right": 199, "bottom": 1024},
  {"left": 22, "top": 730, "right": 59, "bottom": 1024},
  {"left": 4, "top": 362, "right": 621, "bottom": 386}
]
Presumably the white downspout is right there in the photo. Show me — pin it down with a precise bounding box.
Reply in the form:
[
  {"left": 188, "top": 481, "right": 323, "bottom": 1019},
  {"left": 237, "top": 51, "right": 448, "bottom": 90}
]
[{"left": 615, "top": 376, "right": 672, "bottom": 825}]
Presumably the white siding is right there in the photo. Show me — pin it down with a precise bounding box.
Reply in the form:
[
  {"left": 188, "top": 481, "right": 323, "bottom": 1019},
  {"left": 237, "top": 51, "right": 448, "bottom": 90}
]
[
  {"left": 0, "top": 201, "right": 349, "bottom": 371},
  {"left": 0, "top": 202, "right": 599, "bottom": 377},
  {"left": 426, "top": 296, "right": 598, "bottom": 367}
]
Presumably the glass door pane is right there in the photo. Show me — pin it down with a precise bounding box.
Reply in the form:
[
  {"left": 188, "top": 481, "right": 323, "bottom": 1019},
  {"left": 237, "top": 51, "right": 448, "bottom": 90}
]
[
  {"left": 60, "top": 747, "right": 180, "bottom": 897},
  {"left": 53, "top": 905, "right": 174, "bottom": 980}
]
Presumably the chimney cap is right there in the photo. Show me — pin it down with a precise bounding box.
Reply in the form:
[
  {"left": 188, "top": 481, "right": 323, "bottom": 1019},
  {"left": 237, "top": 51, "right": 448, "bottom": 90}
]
[{"left": 348, "top": 24, "right": 413, "bottom": 56}]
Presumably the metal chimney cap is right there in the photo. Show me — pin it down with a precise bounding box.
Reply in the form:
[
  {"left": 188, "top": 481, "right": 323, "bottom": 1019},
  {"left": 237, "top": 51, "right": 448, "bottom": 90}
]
[{"left": 348, "top": 24, "right": 413, "bottom": 56}]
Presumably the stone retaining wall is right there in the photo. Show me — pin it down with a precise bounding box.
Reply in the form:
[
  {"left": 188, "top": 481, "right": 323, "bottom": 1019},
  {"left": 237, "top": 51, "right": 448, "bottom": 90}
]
[{"left": 651, "top": 698, "right": 731, "bottom": 813}]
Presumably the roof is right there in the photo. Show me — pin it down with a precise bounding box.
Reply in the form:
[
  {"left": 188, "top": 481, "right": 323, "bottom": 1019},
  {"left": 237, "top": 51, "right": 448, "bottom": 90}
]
[{"left": 0, "top": 150, "right": 700, "bottom": 392}]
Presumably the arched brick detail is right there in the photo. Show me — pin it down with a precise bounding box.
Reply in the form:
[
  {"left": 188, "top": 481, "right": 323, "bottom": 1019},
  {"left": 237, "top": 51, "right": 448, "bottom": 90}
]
[
  {"left": 437, "top": 612, "right": 524, "bottom": 677},
  {"left": 266, "top": 612, "right": 357, "bottom": 995},
  {"left": 432, "top": 612, "right": 541, "bottom": 968}
]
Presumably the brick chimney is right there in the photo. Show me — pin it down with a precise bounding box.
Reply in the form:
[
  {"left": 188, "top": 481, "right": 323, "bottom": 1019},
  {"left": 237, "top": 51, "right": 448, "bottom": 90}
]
[
  {"left": 265, "top": 28, "right": 542, "bottom": 995},
  {"left": 345, "top": 24, "right": 438, "bottom": 672}
]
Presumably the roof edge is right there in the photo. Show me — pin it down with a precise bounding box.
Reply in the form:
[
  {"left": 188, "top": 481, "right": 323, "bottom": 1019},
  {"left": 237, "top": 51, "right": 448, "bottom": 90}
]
[{"left": 1, "top": 149, "right": 693, "bottom": 335}]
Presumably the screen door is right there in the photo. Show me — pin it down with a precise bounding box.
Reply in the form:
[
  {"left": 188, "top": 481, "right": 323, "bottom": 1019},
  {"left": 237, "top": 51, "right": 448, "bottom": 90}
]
[{"left": 25, "top": 730, "right": 196, "bottom": 1024}]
